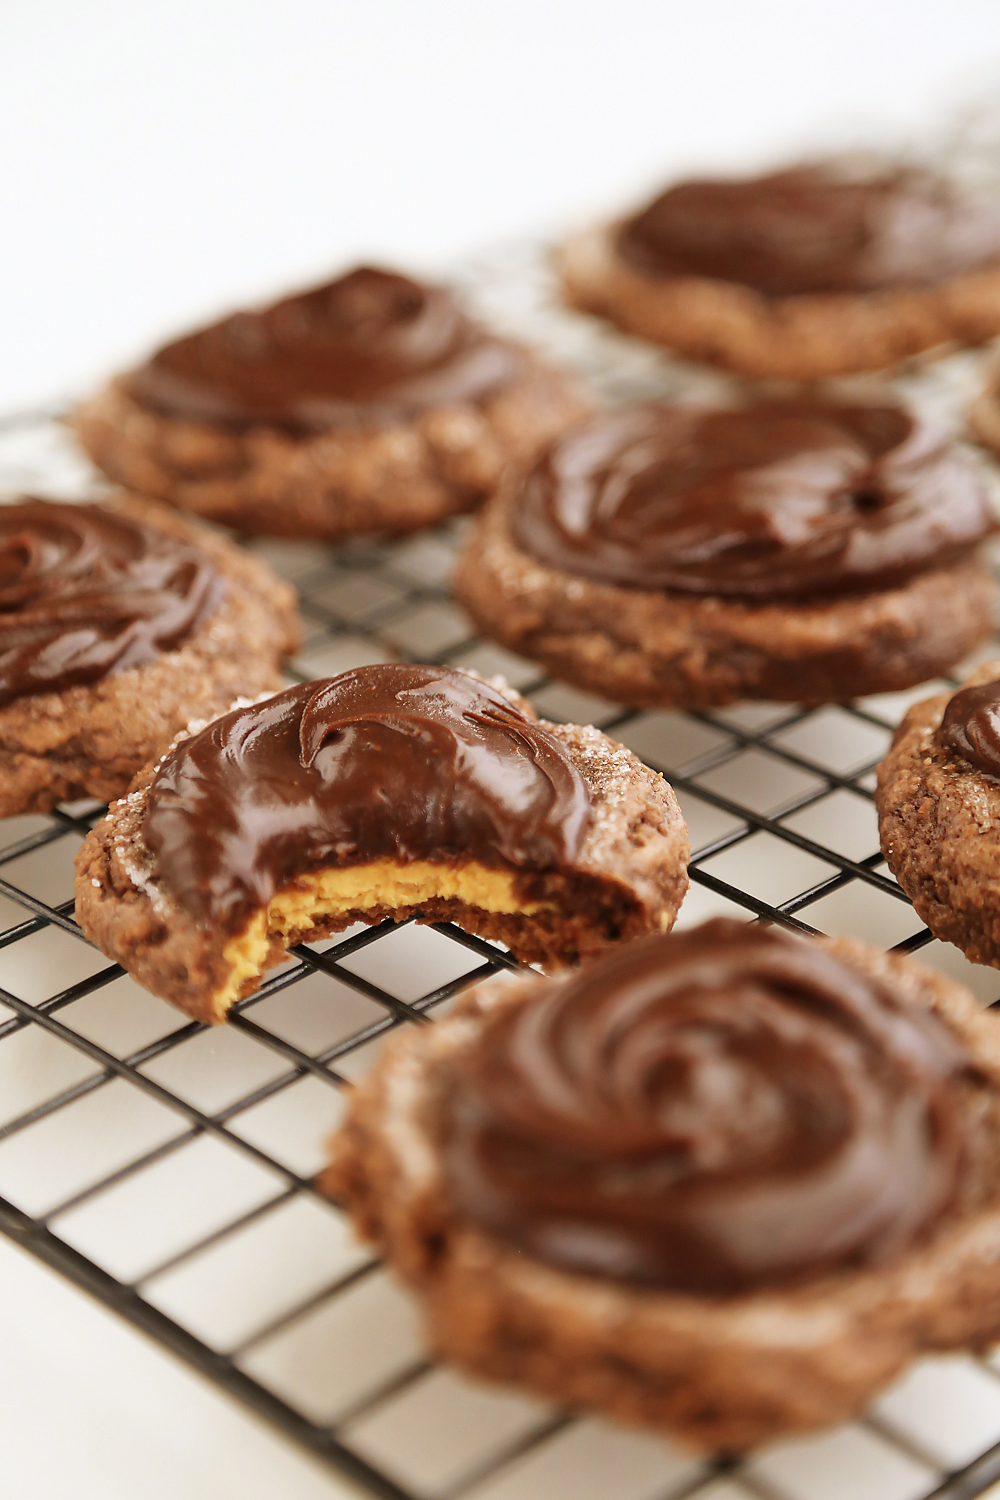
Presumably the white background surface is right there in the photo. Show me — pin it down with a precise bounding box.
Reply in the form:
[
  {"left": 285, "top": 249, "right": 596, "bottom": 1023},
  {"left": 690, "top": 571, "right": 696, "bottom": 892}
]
[
  {"left": 2, "top": 3, "right": 1000, "bottom": 1497},
  {"left": 2, "top": 0, "right": 1000, "bottom": 410}
]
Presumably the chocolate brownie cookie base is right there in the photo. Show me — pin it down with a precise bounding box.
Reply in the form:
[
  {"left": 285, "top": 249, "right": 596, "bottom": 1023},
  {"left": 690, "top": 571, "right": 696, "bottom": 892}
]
[
  {"left": 453, "top": 483, "right": 996, "bottom": 709},
  {"left": 0, "top": 494, "right": 299, "bottom": 817},
  {"left": 74, "top": 357, "right": 591, "bottom": 541},
  {"left": 321, "top": 941, "right": 1000, "bottom": 1452},
  {"left": 74, "top": 698, "right": 689, "bottom": 1024},
  {"left": 558, "top": 223, "right": 1000, "bottom": 379},
  {"left": 877, "top": 660, "right": 1000, "bottom": 967}
]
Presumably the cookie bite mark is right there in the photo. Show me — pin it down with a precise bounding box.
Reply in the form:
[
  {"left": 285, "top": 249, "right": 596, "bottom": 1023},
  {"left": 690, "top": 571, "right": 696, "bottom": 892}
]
[
  {"left": 560, "top": 161, "right": 1000, "bottom": 378},
  {"left": 877, "top": 661, "right": 1000, "bottom": 968},
  {"left": 324, "top": 920, "right": 1000, "bottom": 1450},
  {"left": 75, "top": 266, "right": 591, "bottom": 540},
  {"left": 0, "top": 493, "right": 299, "bottom": 816},
  {"left": 454, "top": 399, "right": 996, "bottom": 709},
  {"left": 75, "top": 665, "right": 688, "bottom": 1023},
  {"left": 217, "top": 861, "right": 559, "bottom": 1017}
]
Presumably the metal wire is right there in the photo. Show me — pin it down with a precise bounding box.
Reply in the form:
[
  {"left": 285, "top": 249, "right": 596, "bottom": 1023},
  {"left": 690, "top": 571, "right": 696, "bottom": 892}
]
[{"left": 2, "top": 245, "right": 1000, "bottom": 1500}]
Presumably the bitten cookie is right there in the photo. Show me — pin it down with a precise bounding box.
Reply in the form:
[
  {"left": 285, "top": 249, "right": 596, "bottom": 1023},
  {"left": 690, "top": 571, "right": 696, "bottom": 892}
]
[
  {"left": 0, "top": 494, "right": 299, "bottom": 816},
  {"left": 453, "top": 399, "right": 996, "bottom": 709},
  {"left": 323, "top": 919, "right": 1000, "bottom": 1451},
  {"left": 559, "top": 160, "right": 1000, "bottom": 378},
  {"left": 75, "top": 663, "right": 689, "bottom": 1023},
  {"left": 877, "top": 661, "right": 1000, "bottom": 967},
  {"left": 74, "top": 265, "right": 590, "bottom": 540}
]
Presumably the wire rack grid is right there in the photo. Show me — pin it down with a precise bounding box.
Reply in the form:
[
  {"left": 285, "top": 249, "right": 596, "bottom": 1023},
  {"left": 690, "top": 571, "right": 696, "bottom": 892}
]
[{"left": 3, "top": 244, "right": 1000, "bottom": 1500}]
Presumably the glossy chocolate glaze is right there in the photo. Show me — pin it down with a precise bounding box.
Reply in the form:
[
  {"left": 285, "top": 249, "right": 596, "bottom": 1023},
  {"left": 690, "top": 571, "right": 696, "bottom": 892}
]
[
  {"left": 129, "top": 266, "right": 523, "bottom": 431},
  {"left": 0, "top": 499, "right": 222, "bottom": 708},
  {"left": 142, "top": 665, "right": 592, "bottom": 934},
  {"left": 442, "top": 919, "right": 969, "bottom": 1293},
  {"left": 511, "top": 401, "right": 993, "bottom": 601},
  {"left": 938, "top": 678, "right": 1000, "bottom": 778},
  {"left": 617, "top": 164, "right": 1000, "bottom": 296}
]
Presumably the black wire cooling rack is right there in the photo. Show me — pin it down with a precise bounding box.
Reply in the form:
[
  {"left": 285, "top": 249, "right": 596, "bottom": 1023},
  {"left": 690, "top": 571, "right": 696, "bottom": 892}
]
[{"left": 4, "top": 244, "right": 1000, "bottom": 1500}]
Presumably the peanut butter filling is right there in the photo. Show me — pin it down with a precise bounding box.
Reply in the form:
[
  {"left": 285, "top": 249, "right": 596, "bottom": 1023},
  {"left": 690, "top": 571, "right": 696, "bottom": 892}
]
[{"left": 214, "top": 858, "right": 553, "bottom": 1019}]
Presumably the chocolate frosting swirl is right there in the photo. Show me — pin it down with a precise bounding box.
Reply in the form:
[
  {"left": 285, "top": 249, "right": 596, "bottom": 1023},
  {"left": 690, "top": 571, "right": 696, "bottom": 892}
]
[
  {"left": 937, "top": 678, "right": 1000, "bottom": 778},
  {"left": 0, "top": 499, "right": 222, "bottom": 709},
  {"left": 129, "top": 266, "right": 523, "bottom": 431},
  {"left": 617, "top": 164, "right": 1000, "bottom": 296},
  {"left": 142, "top": 665, "right": 591, "bottom": 934},
  {"left": 442, "top": 920, "right": 968, "bottom": 1293},
  {"left": 511, "top": 401, "right": 993, "bottom": 601}
]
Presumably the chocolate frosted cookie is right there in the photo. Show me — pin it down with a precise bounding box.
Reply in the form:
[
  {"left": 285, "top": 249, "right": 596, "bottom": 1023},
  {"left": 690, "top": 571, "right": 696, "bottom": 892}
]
[
  {"left": 559, "top": 161, "right": 1000, "bottom": 377},
  {"left": 877, "top": 661, "right": 1000, "bottom": 967},
  {"left": 454, "top": 399, "right": 996, "bottom": 709},
  {"left": 324, "top": 919, "right": 1000, "bottom": 1450},
  {"left": 75, "top": 266, "right": 590, "bottom": 539},
  {"left": 75, "top": 664, "right": 688, "bottom": 1022},
  {"left": 0, "top": 494, "right": 298, "bottom": 816}
]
